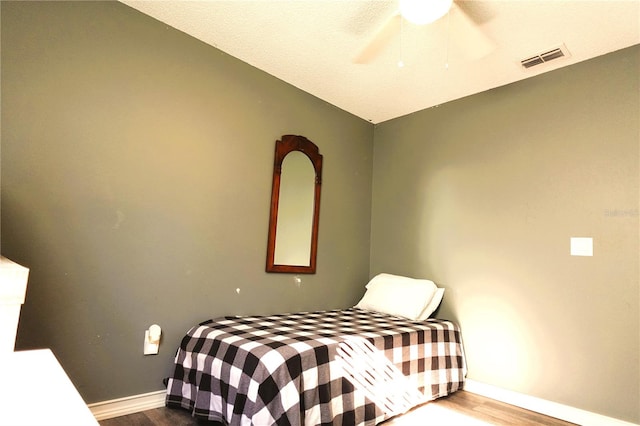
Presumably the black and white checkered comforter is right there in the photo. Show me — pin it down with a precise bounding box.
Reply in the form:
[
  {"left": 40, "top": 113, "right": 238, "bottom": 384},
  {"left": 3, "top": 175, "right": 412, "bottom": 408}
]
[{"left": 166, "top": 308, "right": 466, "bottom": 425}]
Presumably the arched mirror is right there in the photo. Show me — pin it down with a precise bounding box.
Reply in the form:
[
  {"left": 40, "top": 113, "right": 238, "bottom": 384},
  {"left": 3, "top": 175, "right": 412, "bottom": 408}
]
[{"left": 266, "top": 135, "right": 322, "bottom": 273}]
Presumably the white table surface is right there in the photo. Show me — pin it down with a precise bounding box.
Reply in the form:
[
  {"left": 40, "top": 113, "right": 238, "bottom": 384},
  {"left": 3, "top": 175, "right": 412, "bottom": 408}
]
[{"left": 0, "top": 349, "right": 98, "bottom": 425}]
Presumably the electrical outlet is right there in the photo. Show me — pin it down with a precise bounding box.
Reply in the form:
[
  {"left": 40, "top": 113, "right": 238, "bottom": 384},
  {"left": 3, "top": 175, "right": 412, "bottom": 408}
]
[{"left": 143, "top": 325, "right": 161, "bottom": 355}]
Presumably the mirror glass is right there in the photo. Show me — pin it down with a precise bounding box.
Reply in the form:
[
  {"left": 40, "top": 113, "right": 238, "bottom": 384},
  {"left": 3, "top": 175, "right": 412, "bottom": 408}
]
[
  {"left": 274, "top": 151, "right": 314, "bottom": 265},
  {"left": 266, "top": 135, "right": 322, "bottom": 274}
]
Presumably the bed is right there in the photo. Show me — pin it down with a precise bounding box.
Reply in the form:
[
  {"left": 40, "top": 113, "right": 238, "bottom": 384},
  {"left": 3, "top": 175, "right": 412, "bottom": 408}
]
[{"left": 165, "top": 274, "right": 467, "bottom": 425}]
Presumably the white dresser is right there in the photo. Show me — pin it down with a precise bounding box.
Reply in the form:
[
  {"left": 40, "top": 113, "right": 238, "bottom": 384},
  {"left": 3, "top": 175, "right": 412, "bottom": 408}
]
[
  {"left": 0, "top": 349, "right": 99, "bottom": 425},
  {"left": 0, "top": 256, "right": 30, "bottom": 352},
  {"left": 1, "top": 257, "right": 98, "bottom": 425}
]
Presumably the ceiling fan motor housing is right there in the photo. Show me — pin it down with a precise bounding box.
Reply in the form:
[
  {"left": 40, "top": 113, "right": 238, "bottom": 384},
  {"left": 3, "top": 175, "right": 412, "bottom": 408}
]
[{"left": 399, "top": 0, "right": 453, "bottom": 25}]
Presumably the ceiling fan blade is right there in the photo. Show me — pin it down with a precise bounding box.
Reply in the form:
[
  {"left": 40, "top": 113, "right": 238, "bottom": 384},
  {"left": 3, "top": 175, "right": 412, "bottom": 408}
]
[
  {"left": 354, "top": 12, "right": 401, "bottom": 64},
  {"left": 449, "top": 2, "right": 496, "bottom": 61}
]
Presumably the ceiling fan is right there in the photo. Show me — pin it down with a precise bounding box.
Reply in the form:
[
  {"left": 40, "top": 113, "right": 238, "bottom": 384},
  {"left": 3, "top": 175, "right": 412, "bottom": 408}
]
[{"left": 354, "top": 0, "right": 495, "bottom": 64}]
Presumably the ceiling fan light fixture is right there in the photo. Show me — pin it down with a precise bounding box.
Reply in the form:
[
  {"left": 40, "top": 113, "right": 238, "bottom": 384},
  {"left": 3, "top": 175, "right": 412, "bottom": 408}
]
[{"left": 399, "top": 0, "right": 453, "bottom": 25}]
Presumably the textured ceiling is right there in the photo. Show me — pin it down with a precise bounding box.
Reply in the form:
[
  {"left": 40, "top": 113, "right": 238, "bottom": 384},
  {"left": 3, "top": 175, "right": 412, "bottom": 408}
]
[{"left": 120, "top": 0, "right": 640, "bottom": 124}]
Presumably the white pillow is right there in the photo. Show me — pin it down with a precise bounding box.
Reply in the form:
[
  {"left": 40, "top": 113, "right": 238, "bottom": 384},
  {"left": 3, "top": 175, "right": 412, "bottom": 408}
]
[
  {"left": 417, "top": 288, "right": 445, "bottom": 320},
  {"left": 355, "top": 273, "right": 437, "bottom": 320}
]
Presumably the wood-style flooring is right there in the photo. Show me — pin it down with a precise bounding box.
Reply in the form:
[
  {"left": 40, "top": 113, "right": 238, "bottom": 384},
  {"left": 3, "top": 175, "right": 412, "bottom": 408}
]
[{"left": 99, "top": 391, "right": 576, "bottom": 425}]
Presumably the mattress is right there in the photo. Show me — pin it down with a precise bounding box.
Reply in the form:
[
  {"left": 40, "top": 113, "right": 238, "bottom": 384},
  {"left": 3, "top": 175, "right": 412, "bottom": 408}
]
[{"left": 166, "top": 308, "right": 466, "bottom": 425}]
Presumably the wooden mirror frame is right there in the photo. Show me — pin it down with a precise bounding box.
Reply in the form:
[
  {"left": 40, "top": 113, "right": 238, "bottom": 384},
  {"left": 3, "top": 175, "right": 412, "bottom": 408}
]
[{"left": 266, "top": 135, "right": 322, "bottom": 273}]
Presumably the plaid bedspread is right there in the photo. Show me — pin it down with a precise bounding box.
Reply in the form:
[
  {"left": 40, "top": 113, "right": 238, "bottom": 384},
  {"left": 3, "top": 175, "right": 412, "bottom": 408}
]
[{"left": 166, "top": 308, "right": 466, "bottom": 425}]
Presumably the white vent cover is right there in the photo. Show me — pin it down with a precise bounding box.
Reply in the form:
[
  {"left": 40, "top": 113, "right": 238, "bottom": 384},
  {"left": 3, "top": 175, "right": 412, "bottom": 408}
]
[{"left": 521, "top": 44, "right": 571, "bottom": 69}]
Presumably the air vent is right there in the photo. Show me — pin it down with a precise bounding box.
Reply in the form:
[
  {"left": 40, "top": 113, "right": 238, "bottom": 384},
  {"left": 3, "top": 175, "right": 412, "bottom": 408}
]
[{"left": 520, "top": 45, "right": 570, "bottom": 69}]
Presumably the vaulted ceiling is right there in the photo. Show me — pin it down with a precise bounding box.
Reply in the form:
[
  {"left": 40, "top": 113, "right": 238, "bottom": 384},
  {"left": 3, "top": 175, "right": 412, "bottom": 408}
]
[{"left": 120, "top": 1, "right": 640, "bottom": 123}]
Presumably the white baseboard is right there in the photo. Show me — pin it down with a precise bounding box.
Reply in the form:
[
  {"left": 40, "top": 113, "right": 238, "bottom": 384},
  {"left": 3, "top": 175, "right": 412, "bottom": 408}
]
[
  {"left": 464, "top": 379, "right": 639, "bottom": 426},
  {"left": 87, "top": 389, "right": 166, "bottom": 421}
]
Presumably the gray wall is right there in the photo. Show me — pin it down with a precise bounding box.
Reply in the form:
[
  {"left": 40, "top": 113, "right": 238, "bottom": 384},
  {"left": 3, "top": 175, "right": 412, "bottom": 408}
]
[
  {"left": 371, "top": 45, "right": 639, "bottom": 423},
  {"left": 1, "top": 1, "right": 373, "bottom": 403}
]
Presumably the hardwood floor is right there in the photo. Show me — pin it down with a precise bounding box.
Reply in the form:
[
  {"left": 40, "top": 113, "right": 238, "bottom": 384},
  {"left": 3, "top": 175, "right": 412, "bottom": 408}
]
[{"left": 99, "top": 391, "right": 576, "bottom": 425}]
